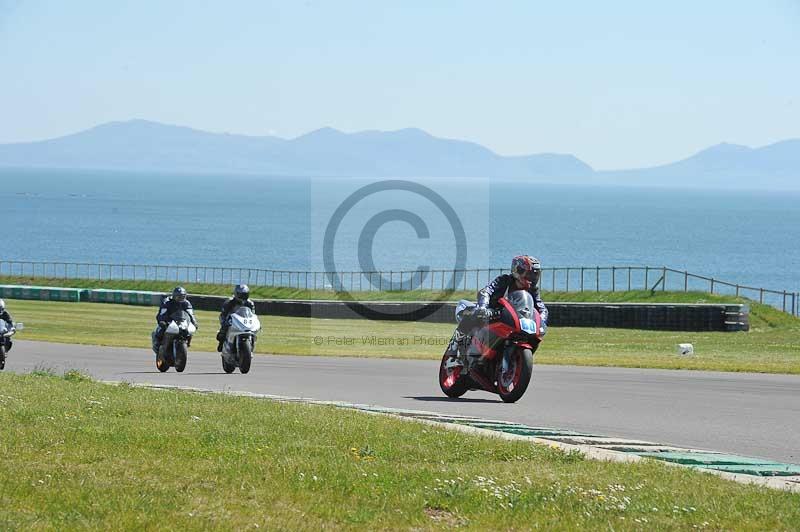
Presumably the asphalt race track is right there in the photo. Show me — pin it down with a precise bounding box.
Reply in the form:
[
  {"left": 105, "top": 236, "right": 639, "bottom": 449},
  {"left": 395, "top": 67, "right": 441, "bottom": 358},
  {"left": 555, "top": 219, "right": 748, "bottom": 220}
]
[{"left": 6, "top": 340, "right": 800, "bottom": 464}]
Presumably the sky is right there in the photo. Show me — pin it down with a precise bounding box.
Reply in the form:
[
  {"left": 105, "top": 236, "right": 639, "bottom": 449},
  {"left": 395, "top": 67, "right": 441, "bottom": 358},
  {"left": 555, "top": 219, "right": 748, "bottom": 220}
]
[{"left": 0, "top": 0, "right": 798, "bottom": 170}]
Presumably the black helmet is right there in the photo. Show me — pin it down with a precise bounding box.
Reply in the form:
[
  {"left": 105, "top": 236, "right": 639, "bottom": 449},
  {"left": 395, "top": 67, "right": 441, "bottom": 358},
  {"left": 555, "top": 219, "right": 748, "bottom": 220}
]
[
  {"left": 0, "top": 299, "right": 4, "bottom": 312},
  {"left": 234, "top": 284, "right": 250, "bottom": 302},
  {"left": 172, "top": 286, "right": 187, "bottom": 302}
]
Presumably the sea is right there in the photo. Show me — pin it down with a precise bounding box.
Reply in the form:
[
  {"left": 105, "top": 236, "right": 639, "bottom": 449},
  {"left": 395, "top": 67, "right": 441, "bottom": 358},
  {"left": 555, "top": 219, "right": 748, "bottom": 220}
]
[{"left": 1, "top": 168, "right": 798, "bottom": 293}]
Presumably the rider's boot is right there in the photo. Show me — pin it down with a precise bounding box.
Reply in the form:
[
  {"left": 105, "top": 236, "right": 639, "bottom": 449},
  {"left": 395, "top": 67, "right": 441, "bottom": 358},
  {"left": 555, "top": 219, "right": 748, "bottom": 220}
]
[
  {"left": 216, "top": 329, "right": 226, "bottom": 352},
  {"left": 446, "top": 330, "right": 465, "bottom": 362}
]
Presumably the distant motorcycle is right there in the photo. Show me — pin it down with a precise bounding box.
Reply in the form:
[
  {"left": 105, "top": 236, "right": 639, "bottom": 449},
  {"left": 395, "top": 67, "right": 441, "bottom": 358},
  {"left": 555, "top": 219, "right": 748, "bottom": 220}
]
[
  {"left": 0, "top": 321, "right": 22, "bottom": 370},
  {"left": 221, "top": 306, "right": 261, "bottom": 374},
  {"left": 152, "top": 310, "right": 196, "bottom": 373},
  {"left": 439, "top": 291, "right": 543, "bottom": 403}
]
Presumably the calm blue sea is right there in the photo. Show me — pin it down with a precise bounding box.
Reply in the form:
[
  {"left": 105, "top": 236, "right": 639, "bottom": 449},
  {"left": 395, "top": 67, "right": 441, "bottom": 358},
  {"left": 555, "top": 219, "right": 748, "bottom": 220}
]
[{"left": 2, "top": 168, "right": 798, "bottom": 292}]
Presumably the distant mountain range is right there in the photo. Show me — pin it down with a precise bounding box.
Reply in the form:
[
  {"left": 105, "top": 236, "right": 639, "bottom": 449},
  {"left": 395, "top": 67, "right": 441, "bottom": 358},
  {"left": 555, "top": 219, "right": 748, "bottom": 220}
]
[{"left": 0, "top": 120, "right": 797, "bottom": 189}]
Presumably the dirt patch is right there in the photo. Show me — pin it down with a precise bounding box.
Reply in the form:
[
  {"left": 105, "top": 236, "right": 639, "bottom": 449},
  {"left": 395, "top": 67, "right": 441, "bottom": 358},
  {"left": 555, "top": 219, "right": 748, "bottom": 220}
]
[{"left": 424, "top": 506, "right": 466, "bottom": 527}]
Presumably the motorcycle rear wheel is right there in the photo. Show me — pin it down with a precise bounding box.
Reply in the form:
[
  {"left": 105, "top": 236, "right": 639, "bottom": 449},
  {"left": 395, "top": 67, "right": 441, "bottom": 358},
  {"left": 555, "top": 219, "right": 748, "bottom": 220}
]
[
  {"left": 174, "top": 341, "right": 188, "bottom": 373},
  {"left": 439, "top": 351, "right": 468, "bottom": 398},
  {"left": 496, "top": 347, "right": 533, "bottom": 403},
  {"left": 238, "top": 337, "right": 252, "bottom": 374}
]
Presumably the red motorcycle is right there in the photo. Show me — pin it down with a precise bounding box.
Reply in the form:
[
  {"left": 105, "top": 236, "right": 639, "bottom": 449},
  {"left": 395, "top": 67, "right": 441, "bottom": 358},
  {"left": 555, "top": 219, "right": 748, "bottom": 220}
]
[{"left": 439, "top": 290, "right": 543, "bottom": 403}]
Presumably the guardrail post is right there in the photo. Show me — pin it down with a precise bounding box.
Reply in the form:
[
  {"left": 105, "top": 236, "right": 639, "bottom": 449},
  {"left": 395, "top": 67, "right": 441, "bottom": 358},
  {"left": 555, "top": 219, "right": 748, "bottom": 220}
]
[
  {"left": 710, "top": 278, "right": 715, "bottom": 294},
  {"left": 644, "top": 266, "right": 649, "bottom": 290},
  {"left": 684, "top": 271, "right": 688, "bottom": 292},
  {"left": 565, "top": 268, "right": 570, "bottom": 292},
  {"left": 662, "top": 267, "right": 667, "bottom": 291},
  {"left": 595, "top": 266, "right": 600, "bottom": 291},
  {"left": 612, "top": 266, "right": 616, "bottom": 292},
  {"left": 782, "top": 291, "right": 787, "bottom": 312},
  {"left": 760, "top": 288, "right": 764, "bottom": 304},
  {"left": 580, "top": 267, "right": 585, "bottom": 292}
]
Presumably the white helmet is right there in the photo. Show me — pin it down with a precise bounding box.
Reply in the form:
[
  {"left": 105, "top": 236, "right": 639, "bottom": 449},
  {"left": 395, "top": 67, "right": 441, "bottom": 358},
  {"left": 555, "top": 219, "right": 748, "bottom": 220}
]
[{"left": 0, "top": 299, "right": 5, "bottom": 312}]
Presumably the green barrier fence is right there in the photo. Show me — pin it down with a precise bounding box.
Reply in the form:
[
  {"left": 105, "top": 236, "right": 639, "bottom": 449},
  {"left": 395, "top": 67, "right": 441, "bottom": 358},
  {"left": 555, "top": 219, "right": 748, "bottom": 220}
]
[
  {"left": 0, "top": 286, "right": 165, "bottom": 306},
  {"left": 85, "top": 289, "right": 164, "bottom": 306},
  {"left": 0, "top": 285, "right": 84, "bottom": 302}
]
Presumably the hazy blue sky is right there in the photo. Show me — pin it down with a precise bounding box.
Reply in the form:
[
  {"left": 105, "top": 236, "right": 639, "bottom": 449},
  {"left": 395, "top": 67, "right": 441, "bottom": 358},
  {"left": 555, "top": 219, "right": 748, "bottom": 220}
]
[{"left": 1, "top": 1, "right": 798, "bottom": 169}]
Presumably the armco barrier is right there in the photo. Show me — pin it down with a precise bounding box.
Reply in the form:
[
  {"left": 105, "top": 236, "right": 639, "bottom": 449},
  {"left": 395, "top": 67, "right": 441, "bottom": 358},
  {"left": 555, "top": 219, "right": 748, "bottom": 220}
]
[
  {"left": 0, "top": 284, "right": 83, "bottom": 302},
  {"left": 85, "top": 289, "right": 164, "bottom": 306},
  {"left": 0, "top": 286, "right": 749, "bottom": 332}
]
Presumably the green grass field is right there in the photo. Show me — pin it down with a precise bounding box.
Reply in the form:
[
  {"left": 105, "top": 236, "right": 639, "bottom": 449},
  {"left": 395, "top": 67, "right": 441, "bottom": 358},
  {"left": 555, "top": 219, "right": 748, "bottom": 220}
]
[
  {"left": 6, "top": 297, "right": 800, "bottom": 374},
  {"left": 1, "top": 371, "right": 797, "bottom": 530}
]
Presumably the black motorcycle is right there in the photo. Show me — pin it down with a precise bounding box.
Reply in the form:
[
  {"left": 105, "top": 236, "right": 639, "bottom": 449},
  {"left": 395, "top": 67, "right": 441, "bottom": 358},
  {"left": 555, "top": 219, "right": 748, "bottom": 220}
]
[{"left": 152, "top": 310, "right": 196, "bottom": 373}]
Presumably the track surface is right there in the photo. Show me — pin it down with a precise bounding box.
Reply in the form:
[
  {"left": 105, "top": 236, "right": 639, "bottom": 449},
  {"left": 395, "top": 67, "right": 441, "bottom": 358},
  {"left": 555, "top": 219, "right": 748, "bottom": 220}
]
[{"left": 6, "top": 340, "right": 800, "bottom": 464}]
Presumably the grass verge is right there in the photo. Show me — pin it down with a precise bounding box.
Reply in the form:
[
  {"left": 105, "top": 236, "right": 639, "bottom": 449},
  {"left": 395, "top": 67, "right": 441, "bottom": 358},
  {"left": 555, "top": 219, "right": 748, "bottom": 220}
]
[
  {"left": 0, "top": 372, "right": 798, "bottom": 530},
  {"left": 5, "top": 298, "right": 800, "bottom": 374}
]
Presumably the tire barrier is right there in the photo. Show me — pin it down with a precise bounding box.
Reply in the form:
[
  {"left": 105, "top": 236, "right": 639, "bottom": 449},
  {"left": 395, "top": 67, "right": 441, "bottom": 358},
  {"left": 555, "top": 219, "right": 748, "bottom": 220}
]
[
  {"left": 254, "top": 300, "right": 749, "bottom": 332},
  {"left": 0, "top": 286, "right": 749, "bottom": 331},
  {"left": 548, "top": 302, "right": 749, "bottom": 332}
]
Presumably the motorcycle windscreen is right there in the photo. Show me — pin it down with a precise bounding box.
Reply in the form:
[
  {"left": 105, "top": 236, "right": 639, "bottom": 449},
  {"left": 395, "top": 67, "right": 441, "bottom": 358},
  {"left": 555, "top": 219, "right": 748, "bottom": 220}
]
[
  {"left": 505, "top": 290, "right": 535, "bottom": 320},
  {"left": 169, "top": 310, "right": 192, "bottom": 323},
  {"left": 230, "top": 307, "right": 261, "bottom": 332},
  {"left": 168, "top": 310, "right": 196, "bottom": 334}
]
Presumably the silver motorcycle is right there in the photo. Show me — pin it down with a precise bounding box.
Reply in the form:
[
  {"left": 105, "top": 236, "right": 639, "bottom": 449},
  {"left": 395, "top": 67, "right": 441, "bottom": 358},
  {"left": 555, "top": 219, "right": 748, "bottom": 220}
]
[{"left": 221, "top": 306, "right": 261, "bottom": 374}]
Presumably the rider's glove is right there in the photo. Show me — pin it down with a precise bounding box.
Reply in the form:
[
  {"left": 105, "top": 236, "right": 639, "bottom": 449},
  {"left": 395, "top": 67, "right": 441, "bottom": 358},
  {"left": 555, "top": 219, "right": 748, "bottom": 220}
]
[
  {"left": 474, "top": 306, "right": 491, "bottom": 321},
  {"left": 540, "top": 322, "right": 548, "bottom": 337},
  {"left": 158, "top": 321, "right": 167, "bottom": 328}
]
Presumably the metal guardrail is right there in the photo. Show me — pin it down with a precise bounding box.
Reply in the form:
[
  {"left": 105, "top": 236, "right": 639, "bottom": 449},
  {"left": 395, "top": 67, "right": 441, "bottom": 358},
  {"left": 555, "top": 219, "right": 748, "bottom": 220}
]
[{"left": 0, "top": 260, "right": 797, "bottom": 316}]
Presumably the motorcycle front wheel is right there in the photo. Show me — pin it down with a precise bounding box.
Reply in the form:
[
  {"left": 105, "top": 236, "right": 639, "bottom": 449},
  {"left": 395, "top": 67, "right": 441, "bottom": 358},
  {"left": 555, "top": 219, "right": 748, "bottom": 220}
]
[
  {"left": 156, "top": 342, "right": 169, "bottom": 372},
  {"left": 438, "top": 351, "right": 468, "bottom": 398},
  {"left": 174, "top": 341, "right": 188, "bottom": 373},
  {"left": 496, "top": 347, "right": 533, "bottom": 403},
  {"left": 0, "top": 344, "right": 5, "bottom": 370},
  {"left": 238, "top": 337, "right": 252, "bottom": 374}
]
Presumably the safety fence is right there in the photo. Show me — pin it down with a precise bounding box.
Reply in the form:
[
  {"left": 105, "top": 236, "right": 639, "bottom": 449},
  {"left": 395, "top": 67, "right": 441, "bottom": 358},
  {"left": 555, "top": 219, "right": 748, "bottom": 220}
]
[{"left": 0, "top": 260, "right": 797, "bottom": 316}]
